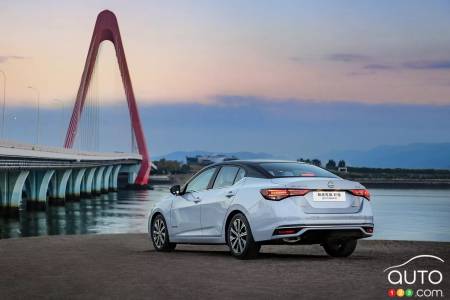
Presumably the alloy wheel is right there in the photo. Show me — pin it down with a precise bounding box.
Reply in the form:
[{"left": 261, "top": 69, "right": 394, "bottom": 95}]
[
  {"left": 153, "top": 218, "right": 166, "bottom": 249},
  {"left": 229, "top": 218, "right": 248, "bottom": 254}
]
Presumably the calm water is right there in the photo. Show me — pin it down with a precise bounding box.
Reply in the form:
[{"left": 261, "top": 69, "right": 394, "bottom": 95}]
[{"left": 1, "top": 187, "right": 449, "bottom": 241}]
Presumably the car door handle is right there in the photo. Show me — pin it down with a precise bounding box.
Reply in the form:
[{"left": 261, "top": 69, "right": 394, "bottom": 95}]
[
  {"left": 194, "top": 197, "right": 201, "bottom": 203},
  {"left": 226, "top": 191, "right": 236, "bottom": 198}
]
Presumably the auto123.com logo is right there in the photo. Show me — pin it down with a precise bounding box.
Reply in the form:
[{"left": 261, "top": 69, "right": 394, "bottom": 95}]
[{"left": 384, "top": 255, "right": 445, "bottom": 298}]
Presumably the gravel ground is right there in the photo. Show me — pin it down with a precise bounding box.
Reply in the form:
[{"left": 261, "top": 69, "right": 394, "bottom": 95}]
[{"left": 0, "top": 234, "right": 448, "bottom": 300}]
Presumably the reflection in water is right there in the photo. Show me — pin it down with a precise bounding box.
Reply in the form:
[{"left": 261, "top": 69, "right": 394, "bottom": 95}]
[
  {"left": 0, "top": 186, "right": 169, "bottom": 239},
  {"left": 1, "top": 187, "right": 449, "bottom": 242}
]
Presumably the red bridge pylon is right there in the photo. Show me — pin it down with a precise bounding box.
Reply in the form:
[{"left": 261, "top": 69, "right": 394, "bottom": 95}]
[{"left": 64, "top": 10, "right": 150, "bottom": 185}]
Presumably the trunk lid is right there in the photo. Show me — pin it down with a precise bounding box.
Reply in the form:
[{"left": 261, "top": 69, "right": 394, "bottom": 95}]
[
  {"left": 271, "top": 177, "right": 366, "bottom": 214},
  {"left": 271, "top": 177, "right": 364, "bottom": 190}
]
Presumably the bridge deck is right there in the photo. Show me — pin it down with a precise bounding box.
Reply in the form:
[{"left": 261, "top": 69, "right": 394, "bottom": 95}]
[{"left": 0, "top": 140, "right": 142, "bottom": 169}]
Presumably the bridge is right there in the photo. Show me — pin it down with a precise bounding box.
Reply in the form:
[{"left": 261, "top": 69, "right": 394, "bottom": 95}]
[
  {"left": 0, "top": 10, "right": 153, "bottom": 215},
  {"left": 0, "top": 141, "right": 149, "bottom": 214}
]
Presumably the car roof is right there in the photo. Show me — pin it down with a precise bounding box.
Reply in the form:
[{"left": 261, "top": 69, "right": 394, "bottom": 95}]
[
  {"left": 199, "top": 160, "right": 307, "bottom": 179},
  {"left": 212, "top": 159, "right": 303, "bottom": 166}
]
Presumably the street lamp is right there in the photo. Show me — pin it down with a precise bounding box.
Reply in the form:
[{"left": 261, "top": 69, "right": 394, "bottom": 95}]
[
  {"left": 27, "top": 86, "right": 40, "bottom": 145},
  {"left": 0, "top": 70, "right": 6, "bottom": 139},
  {"left": 53, "top": 98, "right": 65, "bottom": 146}
]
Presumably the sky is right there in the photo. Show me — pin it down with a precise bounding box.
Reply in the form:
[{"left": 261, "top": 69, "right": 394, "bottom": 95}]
[{"left": 0, "top": 1, "right": 449, "bottom": 158}]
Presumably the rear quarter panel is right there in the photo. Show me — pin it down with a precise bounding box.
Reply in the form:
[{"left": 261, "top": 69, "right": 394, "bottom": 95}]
[{"left": 225, "top": 177, "right": 282, "bottom": 241}]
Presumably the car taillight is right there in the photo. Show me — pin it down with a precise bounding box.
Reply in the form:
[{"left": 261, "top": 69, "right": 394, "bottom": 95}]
[
  {"left": 260, "top": 188, "right": 310, "bottom": 201},
  {"left": 349, "top": 189, "right": 371, "bottom": 200}
]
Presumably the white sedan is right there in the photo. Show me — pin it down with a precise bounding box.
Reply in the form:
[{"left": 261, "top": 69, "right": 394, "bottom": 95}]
[{"left": 148, "top": 160, "right": 374, "bottom": 259}]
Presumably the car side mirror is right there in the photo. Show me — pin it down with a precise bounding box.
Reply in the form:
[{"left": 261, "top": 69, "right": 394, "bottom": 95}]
[{"left": 170, "top": 185, "right": 181, "bottom": 195}]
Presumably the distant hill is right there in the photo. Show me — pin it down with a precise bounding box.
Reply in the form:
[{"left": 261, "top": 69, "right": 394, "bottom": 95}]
[
  {"left": 154, "top": 143, "right": 450, "bottom": 169},
  {"left": 328, "top": 143, "right": 450, "bottom": 169},
  {"left": 153, "top": 150, "right": 277, "bottom": 163}
]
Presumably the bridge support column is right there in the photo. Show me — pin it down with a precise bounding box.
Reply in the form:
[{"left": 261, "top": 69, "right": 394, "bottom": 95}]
[
  {"left": 0, "top": 170, "right": 29, "bottom": 215},
  {"left": 81, "top": 168, "right": 96, "bottom": 197},
  {"left": 128, "top": 172, "right": 137, "bottom": 185},
  {"left": 67, "top": 168, "right": 86, "bottom": 200},
  {"left": 27, "top": 170, "right": 55, "bottom": 209},
  {"left": 102, "top": 166, "right": 114, "bottom": 193},
  {"left": 125, "top": 164, "right": 140, "bottom": 185},
  {"left": 49, "top": 169, "right": 72, "bottom": 204},
  {"left": 109, "top": 165, "right": 121, "bottom": 191},
  {"left": 93, "top": 166, "right": 106, "bottom": 194}
]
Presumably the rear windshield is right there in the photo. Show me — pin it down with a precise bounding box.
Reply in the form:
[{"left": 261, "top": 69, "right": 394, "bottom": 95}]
[{"left": 259, "top": 162, "right": 338, "bottom": 178}]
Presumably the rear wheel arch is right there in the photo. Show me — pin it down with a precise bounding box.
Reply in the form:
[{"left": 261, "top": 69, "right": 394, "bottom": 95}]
[{"left": 226, "top": 212, "right": 260, "bottom": 259}]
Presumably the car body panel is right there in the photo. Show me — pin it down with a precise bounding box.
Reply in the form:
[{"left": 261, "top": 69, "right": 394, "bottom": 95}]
[
  {"left": 149, "top": 161, "right": 374, "bottom": 245},
  {"left": 200, "top": 186, "right": 236, "bottom": 237},
  {"left": 170, "top": 191, "right": 202, "bottom": 237}
]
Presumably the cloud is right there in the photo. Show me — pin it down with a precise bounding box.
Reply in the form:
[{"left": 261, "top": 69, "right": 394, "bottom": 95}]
[
  {"left": 402, "top": 60, "right": 450, "bottom": 70},
  {"left": 364, "top": 63, "right": 396, "bottom": 70},
  {"left": 137, "top": 96, "right": 450, "bottom": 159},
  {"left": 326, "top": 53, "right": 371, "bottom": 62},
  {"left": 347, "top": 70, "right": 376, "bottom": 76},
  {"left": 0, "top": 55, "right": 27, "bottom": 64},
  {"left": 355, "top": 59, "right": 450, "bottom": 74},
  {"left": 323, "top": 53, "right": 450, "bottom": 73}
]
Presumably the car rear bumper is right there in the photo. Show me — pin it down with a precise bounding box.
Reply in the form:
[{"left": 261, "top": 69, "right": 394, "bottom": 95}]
[
  {"left": 270, "top": 223, "right": 374, "bottom": 244},
  {"left": 248, "top": 197, "right": 374, "bottom": 242}
]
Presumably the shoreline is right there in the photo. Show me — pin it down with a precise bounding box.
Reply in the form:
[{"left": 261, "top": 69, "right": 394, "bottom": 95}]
[
  {"left": 164, "top": 173, "right": 450, "bottom": 189},
  {"left": 358, "top": 179, "right": 450, "bottom": 189},
  {"left": 1, "top": 233, "right": 450, "bottom": 243}
]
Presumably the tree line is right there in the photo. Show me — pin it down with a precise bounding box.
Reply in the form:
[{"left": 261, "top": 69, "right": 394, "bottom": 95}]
[
  {"left": 153, "top": 159, "right": 191, "bottom": 175},
  {"left": 297, "top": 158, "right": 346, "bottom": 170},
  {"left": 154, "top": 157, "right": 348, "bottom": 175}
]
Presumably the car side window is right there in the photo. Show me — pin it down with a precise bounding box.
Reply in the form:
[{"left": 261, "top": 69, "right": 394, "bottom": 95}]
[
  {"left": 185, "top": 168, "right": 216, "bottom": 193},
  {"left": 213, "top": 166, "right": 239, "bottom": 189},
  {"left": 234, "top": 168, "right": 246, "bottom": 183}
]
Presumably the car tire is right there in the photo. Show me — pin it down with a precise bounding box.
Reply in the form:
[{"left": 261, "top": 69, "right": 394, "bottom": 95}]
[
  {"left": 150, "top": 214, "right": 176, "bottom": 252},
  {"left": 323, "top": 239, "right": 357, "bottom": 257},
  {"left": 227, "top": 213, "right": 260, "bottom": 259}
]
